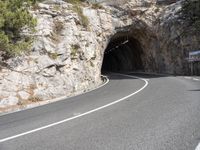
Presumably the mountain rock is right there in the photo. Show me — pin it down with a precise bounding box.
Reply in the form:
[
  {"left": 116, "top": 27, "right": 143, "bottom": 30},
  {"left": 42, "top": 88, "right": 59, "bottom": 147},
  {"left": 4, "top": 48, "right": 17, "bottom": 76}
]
[{"left": 0, "top": 0, "right": 199, "bottom": 111}]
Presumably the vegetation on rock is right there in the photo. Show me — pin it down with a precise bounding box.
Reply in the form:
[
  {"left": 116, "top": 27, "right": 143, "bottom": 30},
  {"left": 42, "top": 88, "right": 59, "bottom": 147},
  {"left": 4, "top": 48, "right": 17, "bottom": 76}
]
[
  {"left": 71, "top": 44, "right": 80, "bottom": 58},
  {"left": 72, "top": 5, "right": 89, "bottom": 29},
  {"left": 0, "top": 0, "right": 38, "bottom": 58},
  {"left": 0, "top": 0, "right": 90, "bottom": 60}
]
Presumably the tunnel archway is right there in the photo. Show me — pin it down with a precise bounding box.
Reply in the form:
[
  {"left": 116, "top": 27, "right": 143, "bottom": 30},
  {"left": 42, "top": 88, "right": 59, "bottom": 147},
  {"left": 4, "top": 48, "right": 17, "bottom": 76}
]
[{"left": 102, "top": 33, "right": 144, "bottom": 72}]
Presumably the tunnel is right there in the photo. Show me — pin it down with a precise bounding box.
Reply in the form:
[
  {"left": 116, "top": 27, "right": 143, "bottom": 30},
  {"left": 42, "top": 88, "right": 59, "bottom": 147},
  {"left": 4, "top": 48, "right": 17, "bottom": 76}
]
[{"left": 102, "top": 33, "right": 144, "bottom": 72}]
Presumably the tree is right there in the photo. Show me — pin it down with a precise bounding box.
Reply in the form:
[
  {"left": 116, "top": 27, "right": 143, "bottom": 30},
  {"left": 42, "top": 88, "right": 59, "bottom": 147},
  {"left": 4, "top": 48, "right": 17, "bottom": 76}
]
[{"left": 0, "top": 0, "right": 37, "bottom": 58}]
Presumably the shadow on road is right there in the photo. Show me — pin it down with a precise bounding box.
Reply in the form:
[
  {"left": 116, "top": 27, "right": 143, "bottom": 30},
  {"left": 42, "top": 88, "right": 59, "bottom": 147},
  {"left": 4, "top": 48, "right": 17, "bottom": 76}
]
[
  {"left": 188, "top": 89, "right": 200, "bottom": 91},
  {"left": 102, "top": 71, "right": 171, "bottom": 80}
]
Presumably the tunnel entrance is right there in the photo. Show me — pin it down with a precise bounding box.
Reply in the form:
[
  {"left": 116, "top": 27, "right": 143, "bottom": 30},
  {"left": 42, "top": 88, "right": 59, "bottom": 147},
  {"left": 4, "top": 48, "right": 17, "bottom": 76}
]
[{"left": 102, "top": 34, "right": 144, "bottom": 72}]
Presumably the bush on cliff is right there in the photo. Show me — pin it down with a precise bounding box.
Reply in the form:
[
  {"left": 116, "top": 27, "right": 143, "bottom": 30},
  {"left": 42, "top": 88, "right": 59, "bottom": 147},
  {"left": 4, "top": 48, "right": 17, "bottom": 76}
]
[{"left": 0, "top": 0, "right": 37, "bottom": 58}]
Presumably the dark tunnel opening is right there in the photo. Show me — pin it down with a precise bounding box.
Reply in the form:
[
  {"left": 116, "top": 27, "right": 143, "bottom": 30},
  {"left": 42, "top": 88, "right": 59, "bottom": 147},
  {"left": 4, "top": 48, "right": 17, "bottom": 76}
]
[{"left": 102, "top": 35, "right": 144, "bottom": 73}]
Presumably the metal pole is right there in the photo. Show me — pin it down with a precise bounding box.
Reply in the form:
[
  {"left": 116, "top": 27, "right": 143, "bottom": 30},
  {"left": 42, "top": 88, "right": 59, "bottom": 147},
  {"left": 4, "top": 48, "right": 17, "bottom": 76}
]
[{"left": 191, "top": 62, "right": 193, "bottom": 76}]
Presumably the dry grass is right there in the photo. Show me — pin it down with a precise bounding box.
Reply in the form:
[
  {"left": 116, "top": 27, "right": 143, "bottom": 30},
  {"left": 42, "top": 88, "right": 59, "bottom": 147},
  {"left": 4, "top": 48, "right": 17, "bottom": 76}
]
[
  {"left": 28, "top": 84, "right": 37, "bottom": 94},
  {"left": 48, "top": 52, "right": 59, "bottom": 60},
  {"left": 91, "top": 3, "right": 104, "bottom": 9},
  {"left": 65, "top": 0, "right": 83, "bottom": 5},
  {"left": 27, "top": 96, "right": 42, "bottom": 102},
  {"left": 72, "top": 5, "right": 89, "bottom": 29},
  {"left": 51, "top": 20, "right": 64, "bottom": 43},
  {"left": 53, "top": 20, "right": 64, "bottom": 34},
  {"left": 70, "top": 44, "right": 80, "bottom": 58}
]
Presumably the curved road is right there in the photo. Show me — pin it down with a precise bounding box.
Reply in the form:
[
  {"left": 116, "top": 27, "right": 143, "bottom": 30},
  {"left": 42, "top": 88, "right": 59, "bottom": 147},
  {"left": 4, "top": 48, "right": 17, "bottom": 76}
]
[{"left": 0, "top": 73, "right": 200, "bottom": 150}]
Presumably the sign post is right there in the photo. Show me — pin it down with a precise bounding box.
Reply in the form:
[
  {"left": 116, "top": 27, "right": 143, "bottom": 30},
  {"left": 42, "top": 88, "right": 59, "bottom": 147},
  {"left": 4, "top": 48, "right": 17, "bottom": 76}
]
[
  {"left": 190, "top": 62, "right": 193, "bottom": 75},
  {"left": 188, "top": 50, "right": 200, "bottom": 75}
]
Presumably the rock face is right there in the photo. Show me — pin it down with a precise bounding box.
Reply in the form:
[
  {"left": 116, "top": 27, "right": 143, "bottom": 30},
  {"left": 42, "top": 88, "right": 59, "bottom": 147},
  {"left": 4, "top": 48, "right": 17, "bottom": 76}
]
[
  {"left": 102, "top": 0, "right": 199, "bottom": 74},
  {"left": 0, "top": 0, "right": 107, "bottom": 109},
  {"left": 0, "top": 0, "right": 199, "bottom": 110}
]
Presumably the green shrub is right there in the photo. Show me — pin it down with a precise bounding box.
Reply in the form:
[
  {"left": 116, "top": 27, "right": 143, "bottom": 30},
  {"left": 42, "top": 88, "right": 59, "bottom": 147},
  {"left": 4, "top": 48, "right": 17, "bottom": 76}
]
[
  {"left": 65, "top": 0, "right": 86, "bottom": 5},
  {"left": 71, "top": 44, "right": 80, "bottom": 58},
  {"left": 65, "top": 0, "right": 89, "bottom": 28},
  {"left": 48, "top": 52, "right": 59, "bottom": 60},
  {"left": 0, "top": 0, "right": 37, "bottom": 58},
  {"left": 72, "top": 5, "right": 89, "bottom": 29},
  {"left": 91, "top": 3, "right": 104, "bottom": 9}
]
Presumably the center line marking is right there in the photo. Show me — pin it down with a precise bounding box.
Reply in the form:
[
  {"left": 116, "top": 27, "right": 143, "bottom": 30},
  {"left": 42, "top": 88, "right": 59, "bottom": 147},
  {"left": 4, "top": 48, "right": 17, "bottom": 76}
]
[
  {"left": 0, "top": 73, "right": 148, "bottom": 143},
  {"left": 193, "top": 78, "right": 200, "bottom": 81}
]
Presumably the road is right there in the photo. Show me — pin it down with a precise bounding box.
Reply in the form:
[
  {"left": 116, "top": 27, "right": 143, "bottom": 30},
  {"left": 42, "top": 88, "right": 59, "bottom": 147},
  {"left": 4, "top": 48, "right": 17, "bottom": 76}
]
[{"left": 0, "top": 73, "right": 200, "bottom": 150}]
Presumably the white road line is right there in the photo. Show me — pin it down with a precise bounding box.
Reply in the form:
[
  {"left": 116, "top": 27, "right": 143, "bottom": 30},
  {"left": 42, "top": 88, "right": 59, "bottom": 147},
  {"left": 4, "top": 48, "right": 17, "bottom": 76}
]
[
  {"left": 195, "top": 143, "right": 200, "bottom": 150},
  {"left": 0, "top": 74, "right": 148, "bottom": 143},
  {"left": 184, "top": 76, "right": 200, "bottom": 81},
  {"left": 184, "top": 77, "right": 192, "bottom": 79},
  {"left": 193, "top": 78, "right": 200, "bottom": 81}
]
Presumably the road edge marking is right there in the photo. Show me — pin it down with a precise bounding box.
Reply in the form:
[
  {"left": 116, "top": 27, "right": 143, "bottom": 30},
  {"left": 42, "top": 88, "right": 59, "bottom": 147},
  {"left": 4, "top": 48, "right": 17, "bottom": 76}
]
[
  {"left": 193, "top": 78, "right": 200, "bottom": 81},
  {"left": 0, "top": 74, "right": 148, "bottom": 143},
  {"left": 184, "top": 76, "right": 200, "bottom": 81}
]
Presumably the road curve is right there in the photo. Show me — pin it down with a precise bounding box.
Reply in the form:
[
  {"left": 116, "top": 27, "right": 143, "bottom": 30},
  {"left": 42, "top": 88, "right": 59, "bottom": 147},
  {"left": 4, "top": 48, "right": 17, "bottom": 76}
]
[{"left": 0, "top": 73, "right": 200, "bottom": 150}]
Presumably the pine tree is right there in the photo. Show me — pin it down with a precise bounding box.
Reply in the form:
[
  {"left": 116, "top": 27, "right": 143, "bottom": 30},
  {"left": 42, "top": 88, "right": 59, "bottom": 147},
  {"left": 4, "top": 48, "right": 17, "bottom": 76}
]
[{"left": 0, "top": 0, "right": 37, "bottom": 58}]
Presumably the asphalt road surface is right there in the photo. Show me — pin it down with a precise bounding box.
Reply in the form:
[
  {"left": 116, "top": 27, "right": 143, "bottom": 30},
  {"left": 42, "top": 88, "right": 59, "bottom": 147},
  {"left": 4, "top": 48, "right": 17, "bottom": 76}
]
[{"left": 0, "top": 73, "right": 200, "bottom": 150}]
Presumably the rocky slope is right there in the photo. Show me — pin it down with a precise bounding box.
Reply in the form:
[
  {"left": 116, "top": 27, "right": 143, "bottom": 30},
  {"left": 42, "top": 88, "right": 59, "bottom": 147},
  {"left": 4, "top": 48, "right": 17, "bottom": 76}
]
[{"left": 0, "top": 0, "right": 199, "bottom": 112}]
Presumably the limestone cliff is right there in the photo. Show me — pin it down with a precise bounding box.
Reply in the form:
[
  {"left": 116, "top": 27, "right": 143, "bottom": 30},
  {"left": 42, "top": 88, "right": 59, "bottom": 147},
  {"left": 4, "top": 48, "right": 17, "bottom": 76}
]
[{"left": 0, "top": 0, "right": 199, "bottom": 111}]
